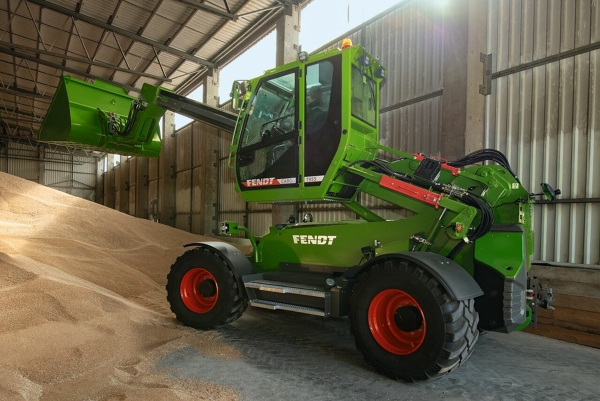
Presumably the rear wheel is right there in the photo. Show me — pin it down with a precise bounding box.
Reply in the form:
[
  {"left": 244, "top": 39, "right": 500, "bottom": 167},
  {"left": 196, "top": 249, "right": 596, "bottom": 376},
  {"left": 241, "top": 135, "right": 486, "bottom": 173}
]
[
  {"left": 166, "top": 247, "right": 247, "bottom": 330},
  {"left": 349, "top": 259, "right": 479, "bottom": 381}
]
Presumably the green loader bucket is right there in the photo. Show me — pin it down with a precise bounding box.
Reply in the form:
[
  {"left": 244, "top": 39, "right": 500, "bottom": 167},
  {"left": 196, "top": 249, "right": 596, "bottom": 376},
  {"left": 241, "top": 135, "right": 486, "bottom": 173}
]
[{"left": 38, "top": 75, "right": 168, "bottom": 157}]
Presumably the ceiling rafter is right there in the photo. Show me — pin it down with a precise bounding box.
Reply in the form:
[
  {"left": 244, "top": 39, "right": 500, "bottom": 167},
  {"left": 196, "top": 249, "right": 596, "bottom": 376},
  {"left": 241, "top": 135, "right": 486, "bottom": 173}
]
[
  {"left": 0, "top": 106, "right": 38, "bottom": 118},
  {"left": 0, "top": 47, "right": 139, "bottom": 92},
  {"left": 107, "top": 0, "right": 166, "bottom": 84},
  {"left": 2, "top": 86, "right": 51, "bottom": 99},
  {"left": 85, "top": 0, "right": 126, "bottom": 73},
  {"left": 176, "top": 0, "right": 237, "bottom": 20},
  {"left": 165, "top": 0, "right": 256, "bottom": 94},
  {"left": 26, "top": 0, "right": 215, "bottom": 68},
  {"left": 0, "top": 41, "right": 173, "bottom": 81},
  {"left": 176, "top": 2, "right": 286, "bottom": 94},
  {"left": 129, "top": 1, "right": 199, "bottom": 88}
]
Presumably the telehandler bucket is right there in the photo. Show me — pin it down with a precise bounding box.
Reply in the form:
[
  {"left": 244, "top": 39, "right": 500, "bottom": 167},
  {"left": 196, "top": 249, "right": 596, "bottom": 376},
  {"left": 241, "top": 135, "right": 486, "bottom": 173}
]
[{"left": 38, "top": 75, "right": 167, "bottom": 157}]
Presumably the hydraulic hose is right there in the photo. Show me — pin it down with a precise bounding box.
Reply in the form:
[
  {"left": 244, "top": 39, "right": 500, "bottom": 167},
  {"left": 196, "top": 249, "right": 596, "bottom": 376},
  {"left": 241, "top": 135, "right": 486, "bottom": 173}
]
[
  {"left": 342, "top": 158, "right": 495, "bottom": 259},
  {"left": 448, "top": 149, "right": 521, "bottom": 185}
]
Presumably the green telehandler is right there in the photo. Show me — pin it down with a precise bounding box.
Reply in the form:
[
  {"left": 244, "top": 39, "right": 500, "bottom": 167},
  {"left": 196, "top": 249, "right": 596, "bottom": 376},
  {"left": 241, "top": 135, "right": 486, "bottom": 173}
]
[{"left": 39, "top": 43, "right": 556, "bottom": 381}]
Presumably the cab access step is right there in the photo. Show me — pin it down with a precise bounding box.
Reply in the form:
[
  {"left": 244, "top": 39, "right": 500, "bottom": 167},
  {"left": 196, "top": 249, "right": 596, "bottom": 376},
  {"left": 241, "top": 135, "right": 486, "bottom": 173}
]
[{"left": 242, "top": 273, "right": 335, "bottom": 317}]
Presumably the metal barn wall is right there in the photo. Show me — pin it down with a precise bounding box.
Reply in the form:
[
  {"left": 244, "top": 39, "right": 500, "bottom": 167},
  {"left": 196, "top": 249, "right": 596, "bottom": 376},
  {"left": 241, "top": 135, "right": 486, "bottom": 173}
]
[
  {"left": 44, "top": 149, "right": 97, "bottom": 200},
  {"left": 371, "top": 1, "right": 444, "bottom": 156},
  {"left": 0, "top": 142, "right": 96, "bottom": 200},
  {"left": 0, "top": 143, "right": 39, "bottom": 182},
  {"left": 486, "top": 0, "right": 600, "bottom": 265},
  {"left": 218, "top": 129, "right": 250, "bottom": 237},
  {"left": 313, "top": 0, "right": 443, "bottom": 156},
  {"left": 164, "top": 119, "right": 233, "bottom": 236}
]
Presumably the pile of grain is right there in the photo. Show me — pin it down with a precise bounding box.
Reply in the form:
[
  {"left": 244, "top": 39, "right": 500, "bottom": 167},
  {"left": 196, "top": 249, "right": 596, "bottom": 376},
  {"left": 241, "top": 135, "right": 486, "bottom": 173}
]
[{"left": 0, "top": 172, "right": 240, "bottom": 400}]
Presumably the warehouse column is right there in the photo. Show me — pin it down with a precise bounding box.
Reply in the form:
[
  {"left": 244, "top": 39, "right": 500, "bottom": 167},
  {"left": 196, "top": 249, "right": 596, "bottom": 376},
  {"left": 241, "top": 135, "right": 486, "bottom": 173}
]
[
  {"left": 105, "top": 154, "right": 115, "bottom": 208},
  {"left": 202, "top": 68, "right": 220, "bottom": 235},
  {"left": 120, "top": 158, "right": 130, "bottom": 214},
  {"left": 38, "top": 147, "right": 45, "bottom": 185},
  {"left": 160, "top": 111, "right": 177, "bottom": 227},
  {"left": 135, "top": 157, "right": 149, "bottom": 219},
  {"left": 95, "top": 156, "right": 103, "bottom": 204},
  {"left": 272, "top": 2, "right": 300, "bottom": 225},
  {"left": 441, "top": 0, "right": 487, "bottom": 161}
]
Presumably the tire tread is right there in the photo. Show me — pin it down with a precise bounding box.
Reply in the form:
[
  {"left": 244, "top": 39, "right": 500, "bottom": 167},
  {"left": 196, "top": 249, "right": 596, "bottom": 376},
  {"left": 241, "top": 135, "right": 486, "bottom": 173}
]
[{"left": 349, "top": 261, "right": 479, "bottom": 382}]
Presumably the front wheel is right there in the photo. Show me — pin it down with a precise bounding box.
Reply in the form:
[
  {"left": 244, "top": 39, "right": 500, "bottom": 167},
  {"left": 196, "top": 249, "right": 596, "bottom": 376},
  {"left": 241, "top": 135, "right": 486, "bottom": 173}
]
[
  {"left": 166, "top": 247, "right": 247, "bottom": 330},
  {"left": 349, "top": 259, "right": 479, "bottom": 381}
]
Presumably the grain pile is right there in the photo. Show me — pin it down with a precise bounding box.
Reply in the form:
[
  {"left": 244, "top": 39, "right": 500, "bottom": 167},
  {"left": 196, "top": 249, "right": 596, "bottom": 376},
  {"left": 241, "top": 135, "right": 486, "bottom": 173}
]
[{"left": 0, "top": 172, "right": 241, "bottom": 401}]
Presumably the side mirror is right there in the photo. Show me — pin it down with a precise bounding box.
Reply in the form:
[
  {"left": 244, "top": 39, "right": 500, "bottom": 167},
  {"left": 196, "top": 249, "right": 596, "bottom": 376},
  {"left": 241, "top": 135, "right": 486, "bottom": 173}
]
[
  {"left": 230, "top": 80, "right": 249, "bottom": 111},
  {"left": 541, "top": 183, "right": 561, "bottom": 202},
  {"left": 230, "top": 81, "right": 240, "bottom": 110}
]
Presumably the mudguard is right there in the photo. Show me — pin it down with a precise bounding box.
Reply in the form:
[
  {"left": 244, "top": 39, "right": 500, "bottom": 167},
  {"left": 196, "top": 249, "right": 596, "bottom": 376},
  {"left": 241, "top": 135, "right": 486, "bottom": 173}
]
[
  {"left": 184, "top": 241, "right": 254, "bottom": 298},
  {"left": 356, "top": 252, "right": 483, "bottom": 301}
]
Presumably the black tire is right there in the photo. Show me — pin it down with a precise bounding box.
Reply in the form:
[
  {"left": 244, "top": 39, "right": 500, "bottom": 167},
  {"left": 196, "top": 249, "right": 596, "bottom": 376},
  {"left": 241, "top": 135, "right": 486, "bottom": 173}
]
[
  {"left": 166, "top": 247, "right": 247, "bottom": 330},
  {"left": 349, "top": 259, "right": 479, "bottom": 381}
]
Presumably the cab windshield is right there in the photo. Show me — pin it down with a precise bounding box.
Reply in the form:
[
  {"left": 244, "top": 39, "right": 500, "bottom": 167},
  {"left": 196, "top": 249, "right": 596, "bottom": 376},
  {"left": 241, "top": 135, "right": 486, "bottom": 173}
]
[{"left": 241, "top": 73, "right": 296, "bottom": 148}]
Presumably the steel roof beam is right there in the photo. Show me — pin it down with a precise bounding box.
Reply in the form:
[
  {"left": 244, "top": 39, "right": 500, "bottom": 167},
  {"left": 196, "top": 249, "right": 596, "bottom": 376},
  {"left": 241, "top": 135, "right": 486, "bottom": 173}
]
[
  {"left": 0, "top": 116, "right": 42, "bottom": 123},
  {"left": 0, "top": 107, "right": 38, "bottom": 118},
  {"left": 26, "top": 0, "right": 215, "bottom": 68},
  {"left": 0, "top": 121, "right": 37, "bottom": 136},
  {"left": 177, "top": 0, "right": 237, "bottom": 20},
  {"left": 2, "top": 86, "right": 51, "bottom": 100},
  {"left": 128, "top": 1, "right": 197, "bottom": 87},
  {"left": 176, "top": 3, "right": 284, "bottom": 94},
  {"left": 0, "top": 41, "right": 172, "bottom": 82},
  {"left": 0, "top": 47, "right": 139, "bottom": 92},
  {"left": 223, "top": 0, "right": 231, "bottom": 14},
  {"left": 177, "top": 0, "right": 288, "bottom": 21},
  {"left": 0, "top": 133, "right": 101, "bottom": 157}
]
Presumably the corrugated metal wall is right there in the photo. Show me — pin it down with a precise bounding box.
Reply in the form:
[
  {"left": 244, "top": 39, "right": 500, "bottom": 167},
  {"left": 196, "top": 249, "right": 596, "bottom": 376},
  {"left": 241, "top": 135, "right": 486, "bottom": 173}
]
[
  {"left": 371, "top": 1, "right": 444, "bottom": 156},
  {"left": 175, "top": 123, "right": 195, "bottom": 232},
  {"left": 0, "top": 142, "right": 97, "bottom": 200},
  {"left": 486, "top": 0, "right": 600, "bottom": 265},
  {"left": 218, "top": 128, "right": 250, "bottom": 236},
  {"left": 148, "top": 156, "right": 160, "bottom": 221},
  {"left": 314, "top": 0, "right": 443, "bottom": 156},
  {"left": 0, "top": 143, "right": 38, "bottom": 182},
  {"left": 164, "top": 120, "right": 234, "bottom": 235},
  {"left": 44, "top": 149, "right": 96, "bottom": 200}
]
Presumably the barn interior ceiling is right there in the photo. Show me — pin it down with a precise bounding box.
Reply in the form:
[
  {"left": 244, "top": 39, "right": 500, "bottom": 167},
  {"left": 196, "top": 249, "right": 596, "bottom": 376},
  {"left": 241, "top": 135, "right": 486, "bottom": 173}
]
[{"left": 0, "top": 0, "right": 303, "bottom": 153}]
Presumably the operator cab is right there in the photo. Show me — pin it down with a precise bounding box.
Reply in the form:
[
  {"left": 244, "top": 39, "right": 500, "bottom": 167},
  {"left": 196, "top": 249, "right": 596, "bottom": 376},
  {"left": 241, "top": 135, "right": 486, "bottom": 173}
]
[{"left": 230, "top": 44, "right": 385, "bottom": 203}]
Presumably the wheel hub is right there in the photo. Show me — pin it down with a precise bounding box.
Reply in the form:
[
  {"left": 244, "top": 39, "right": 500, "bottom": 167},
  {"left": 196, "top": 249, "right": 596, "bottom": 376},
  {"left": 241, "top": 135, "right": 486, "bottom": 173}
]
[
  {"left": 368, "top": 289, "right": 427, "bottom": 355},
  {"left": 394, "top": 305, "right": 423, "bottom": 332},
  {"left": 199, "top": 279, "right": 217, "bottom": 297},
  {"left": 180, "top": 268, "right": 219, "bottom": 313}
]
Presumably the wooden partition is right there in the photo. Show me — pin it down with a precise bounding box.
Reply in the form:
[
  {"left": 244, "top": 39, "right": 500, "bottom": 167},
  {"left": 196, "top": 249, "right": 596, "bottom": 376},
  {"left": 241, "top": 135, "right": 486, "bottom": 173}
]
[{"left": 525, "top": 265, "right": 600, "bottom": 348}]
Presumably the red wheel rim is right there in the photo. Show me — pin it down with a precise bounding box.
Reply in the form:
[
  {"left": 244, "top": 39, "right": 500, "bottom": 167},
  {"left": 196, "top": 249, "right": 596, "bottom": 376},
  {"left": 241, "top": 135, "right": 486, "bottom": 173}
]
[
  {"left": 180, "top": 268, "right": 219, "bottom": 313},
  {"left": 368, "top": 289, "right": 426, "bottom": 355}
]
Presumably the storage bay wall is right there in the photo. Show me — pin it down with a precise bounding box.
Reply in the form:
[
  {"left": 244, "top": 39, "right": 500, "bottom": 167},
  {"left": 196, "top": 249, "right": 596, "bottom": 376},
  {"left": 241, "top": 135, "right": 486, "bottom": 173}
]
[
  {"left": 486, "top": 0, "right": 600, "bottom": 347},
  {"left": 0, "top": 142, "right": 97, "bottom": 200}
]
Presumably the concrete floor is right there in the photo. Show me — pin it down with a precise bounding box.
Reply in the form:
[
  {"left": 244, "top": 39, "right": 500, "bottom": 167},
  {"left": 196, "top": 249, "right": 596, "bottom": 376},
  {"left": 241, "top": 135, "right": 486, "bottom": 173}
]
[{"left": 158, "top": 308, "right": 600, "bottom": 400}]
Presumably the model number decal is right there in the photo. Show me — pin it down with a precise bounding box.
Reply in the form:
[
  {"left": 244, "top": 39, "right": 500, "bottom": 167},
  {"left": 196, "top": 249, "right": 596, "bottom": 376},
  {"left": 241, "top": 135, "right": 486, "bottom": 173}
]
[
  {"left": 242, "top": 177, "right": 297, "bottom": 187},
  {"left": 304, "top": 175, "right": 324, "bottom": 183},
  {"left": 292, "top": 235, "right": 337, "bottom": 245}
]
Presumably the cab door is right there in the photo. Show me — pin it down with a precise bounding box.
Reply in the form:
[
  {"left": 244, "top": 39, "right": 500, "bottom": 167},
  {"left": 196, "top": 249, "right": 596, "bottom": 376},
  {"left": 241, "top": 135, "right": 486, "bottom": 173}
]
[
  {"left": 236, "top": 69, "right": 299, "bottom": 190},
  {"left": 303, "top": 55, "right": 342, "bottom": 186}
]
